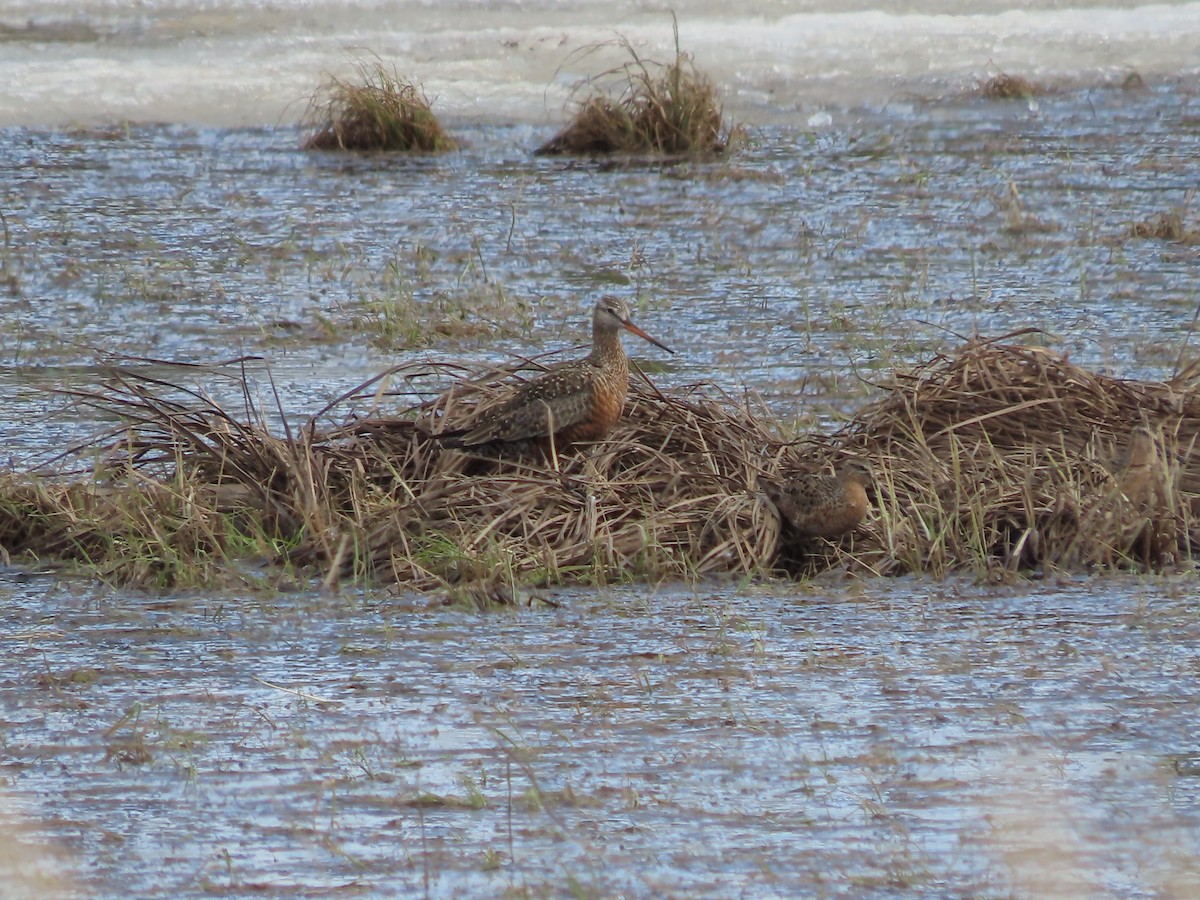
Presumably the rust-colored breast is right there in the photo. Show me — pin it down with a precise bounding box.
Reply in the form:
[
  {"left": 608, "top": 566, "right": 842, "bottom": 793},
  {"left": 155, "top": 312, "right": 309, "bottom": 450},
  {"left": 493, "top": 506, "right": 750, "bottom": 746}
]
[
  {"left": 558, "top": 388, "right": 623, "bottom": 444},
  {"left": 558, "top": 366, "right": 627, "bottom": 444},
  {"left": 817, "top": 480, "right": 869, "bottom": 537}
]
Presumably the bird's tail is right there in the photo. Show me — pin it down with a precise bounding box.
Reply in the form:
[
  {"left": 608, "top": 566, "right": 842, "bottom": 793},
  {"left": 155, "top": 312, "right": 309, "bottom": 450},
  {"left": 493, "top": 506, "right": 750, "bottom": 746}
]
[{"left": 429, "top": 428, "right": 468, "bottom": 448}]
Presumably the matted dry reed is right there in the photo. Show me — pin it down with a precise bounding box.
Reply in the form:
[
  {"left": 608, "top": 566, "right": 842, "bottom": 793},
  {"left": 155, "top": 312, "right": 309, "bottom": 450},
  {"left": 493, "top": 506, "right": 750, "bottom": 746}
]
[
  {"left": 2, "top": 338, "right": 1198, "bottom": 596},
  {"left": 535, "top": 22, "right": 739, "bottom": 157},
  {"left": 302, "top": 58, "right": 457, "bottom": 152},
  {"left": 828, "top": 337, "right": 1200, "bottom": 577}
]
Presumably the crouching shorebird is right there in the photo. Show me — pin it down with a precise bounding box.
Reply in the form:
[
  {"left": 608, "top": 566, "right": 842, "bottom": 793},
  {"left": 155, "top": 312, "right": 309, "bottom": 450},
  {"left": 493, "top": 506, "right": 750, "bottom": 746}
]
[
  {"left": 436, "top": 296, "right": 673, "bottom": 457},
  {"left": 765, "top": 460, "right": 874, "bottom": 540}
]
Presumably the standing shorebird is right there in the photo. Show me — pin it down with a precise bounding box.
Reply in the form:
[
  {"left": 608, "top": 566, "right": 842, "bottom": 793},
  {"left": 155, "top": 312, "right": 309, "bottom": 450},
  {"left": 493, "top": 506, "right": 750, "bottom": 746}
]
[
  {"left": 1115, "top": 423, "right": 1176, "bottom": 565},
  {"left": 1118, "top": 425, "right": 1167, "bottom": 511},
  {"left": 765, "top": 460, "right": 873, "bottom": 539},
  {"left": 436, "top": 296, "right": 673, "bottom": 455}
]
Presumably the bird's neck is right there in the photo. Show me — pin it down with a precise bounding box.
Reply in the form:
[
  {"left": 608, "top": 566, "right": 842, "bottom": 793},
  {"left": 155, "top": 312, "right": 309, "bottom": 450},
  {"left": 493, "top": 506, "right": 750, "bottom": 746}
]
[
  {"left": 1128, "top": 437, "right": 1156, "bottom": 469},
  {"left": 589, "top": 326, "right": 627, "bottom": 368}
]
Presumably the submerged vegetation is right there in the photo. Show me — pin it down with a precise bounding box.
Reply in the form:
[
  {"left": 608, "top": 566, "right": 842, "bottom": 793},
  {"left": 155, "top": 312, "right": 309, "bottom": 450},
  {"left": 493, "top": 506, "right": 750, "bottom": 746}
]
[
  {"left": 0, "top": 338, "right": 1195, "bottom": 597},
  {"left": 302, "top": 58, "right": 457, "bottom": 152},
  {"left": 536, "top": 21, "right": 739, "bottom": 157}
]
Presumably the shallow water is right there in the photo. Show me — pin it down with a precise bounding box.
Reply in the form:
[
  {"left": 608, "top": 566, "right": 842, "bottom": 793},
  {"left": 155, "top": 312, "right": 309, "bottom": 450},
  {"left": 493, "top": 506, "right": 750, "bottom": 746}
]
[
  {"left": 4, "top": 574, "right": 1200, "bottom": 896},
  {"left": 3, "top": 9, "right": 1200, "bottom": 897},
  {"left": 3, "top": 82, "right": 1199, "bottom": 446}
]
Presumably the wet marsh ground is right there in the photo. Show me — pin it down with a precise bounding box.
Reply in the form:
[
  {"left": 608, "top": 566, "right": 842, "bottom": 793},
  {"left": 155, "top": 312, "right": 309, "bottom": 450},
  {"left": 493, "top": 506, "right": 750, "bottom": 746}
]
[{"left": 2, "top": 81, "right": 1200, "bottom": 896}]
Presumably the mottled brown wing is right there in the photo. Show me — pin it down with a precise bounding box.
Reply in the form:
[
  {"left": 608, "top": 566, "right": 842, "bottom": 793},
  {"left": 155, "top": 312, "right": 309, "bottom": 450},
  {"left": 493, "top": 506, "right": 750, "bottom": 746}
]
[
  {"left": 460, "top": 364, "right": 597, "bottom": 445},
  {"left": 769, "top": 474, "right": 868, "bottom": 538}
]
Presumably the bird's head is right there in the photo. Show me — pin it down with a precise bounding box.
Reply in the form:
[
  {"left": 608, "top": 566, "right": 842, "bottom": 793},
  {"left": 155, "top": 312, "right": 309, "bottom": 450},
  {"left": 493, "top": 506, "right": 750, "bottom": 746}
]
[{"left": 593, "top": 296, "right": 673, "bottom": 354}]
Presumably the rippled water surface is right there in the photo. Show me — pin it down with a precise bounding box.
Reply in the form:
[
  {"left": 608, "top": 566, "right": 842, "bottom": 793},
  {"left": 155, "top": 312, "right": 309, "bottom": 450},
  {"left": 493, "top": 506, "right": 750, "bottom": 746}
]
[
  {"left": 3, "top": 82, "right": 1199, "bottom": 439},
  {"left": 2, "top": 69, "right": 1200, "bottom": 899},
  {"left": 4, "top": 575, "right": 1200, "bottom": 897}
]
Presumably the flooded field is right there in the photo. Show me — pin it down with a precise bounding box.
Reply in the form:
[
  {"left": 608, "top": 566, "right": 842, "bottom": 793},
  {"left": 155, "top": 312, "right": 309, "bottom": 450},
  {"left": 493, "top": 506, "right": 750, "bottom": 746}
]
[
  {"left": 4, "top": 575, "right": 1200, "bottom": 897},
  {"left": 2, "top": 78, "right": 1200, "bottom": 896},
  {"left": 3, "top": 81, "right": 1199, "bottom": 436}
]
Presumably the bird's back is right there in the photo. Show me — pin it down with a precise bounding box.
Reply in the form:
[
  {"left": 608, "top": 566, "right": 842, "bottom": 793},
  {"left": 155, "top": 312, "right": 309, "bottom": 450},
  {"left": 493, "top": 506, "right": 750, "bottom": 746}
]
[
  {"left": 456, "top": 358, "right": 617, "bottom": 447},
  {"left": 768, "top": 469, "right": 870, "bottom": 539}
]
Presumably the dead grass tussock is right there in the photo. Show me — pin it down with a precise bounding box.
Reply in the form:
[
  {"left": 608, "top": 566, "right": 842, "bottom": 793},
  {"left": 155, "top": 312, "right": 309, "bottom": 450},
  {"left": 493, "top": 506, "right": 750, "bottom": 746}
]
[
  {"left": 536, "top": 20, "right": 740, "bottom": 157},
  {"left": 303, "top": 371, "right": 784, "bottom": 591},
  {"left": 1122, "top": 71, "right": 1147, "bottom": 91},
  {"left": 824, "top": 334, "right": 1198, "bottom": 578},
  {"left": 2, "top": 338, "right": 1198, "bottom": 596},
  {"left": 3, "top": 363, "right": 786, "bottom": 594},
  {"left": 1129, "top": 212, "right": 1200, "bottom": 243},
  {"left": 302, "top": 57, "right": 457, "bottom": 152},
  {"left": 0, "top": 472, "right": 268, "bottom": 589},
  {"left": 979, "top": 73, "right": 1042, "bottom": 100}
]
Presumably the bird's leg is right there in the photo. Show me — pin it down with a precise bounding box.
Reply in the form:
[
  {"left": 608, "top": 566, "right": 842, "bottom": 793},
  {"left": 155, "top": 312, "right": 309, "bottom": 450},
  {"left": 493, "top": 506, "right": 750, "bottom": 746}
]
[
  {"left": 559, "top": 448, "right": 605, "bottom": 496},
  {"left": 545, "top": 404, "right": 560, "bottom": 471},
  {"left": 547, "top": 447, "right": 597, "bottom": 499}
]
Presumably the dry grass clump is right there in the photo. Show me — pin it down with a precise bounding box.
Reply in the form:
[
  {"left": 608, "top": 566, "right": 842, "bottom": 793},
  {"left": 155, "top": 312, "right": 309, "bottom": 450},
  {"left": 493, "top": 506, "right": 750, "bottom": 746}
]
[
  {"left": 292, "top": 372, "right": 785, "bottom": 592},
  {"left": 979, "top": 73, "right": 1041, "bottom": 100},
  {"left": 2, "top": 339, "right": 1198, "bottom": 596},
  {"left": 820, "top": 336, "right": 1200, "bottom": 578},
  {"left": 1122, "top": 71, "right": 1147, "bottom": 91},
  {"left": 302, "top": 58, "right": 457, "bottom": 152},
  {"left": 0, "top": 475, "right": 266, "bottom": 589},
  {"left": 1129, "top": 211, "right": 1200, "bottom": 243},
  {"left": 536, "top": 24, "right": 738, "bottom": 157},
  {"left": 3, "top": 364, "right": 787, "bottom": 594}
]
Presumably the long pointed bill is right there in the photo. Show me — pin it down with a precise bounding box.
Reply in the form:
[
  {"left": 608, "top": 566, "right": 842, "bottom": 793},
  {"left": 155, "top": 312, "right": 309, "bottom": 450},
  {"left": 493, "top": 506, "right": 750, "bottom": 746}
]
[{"left": 620, "top": 318, "right": 674, "bottom": 354}]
